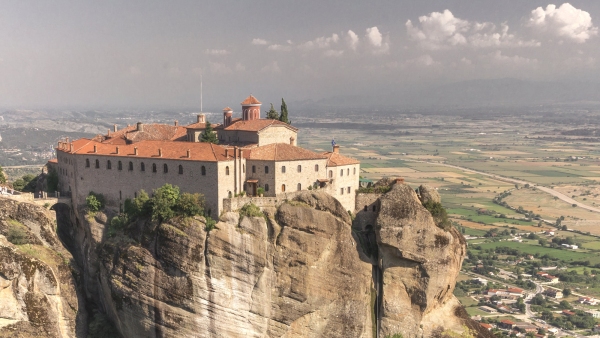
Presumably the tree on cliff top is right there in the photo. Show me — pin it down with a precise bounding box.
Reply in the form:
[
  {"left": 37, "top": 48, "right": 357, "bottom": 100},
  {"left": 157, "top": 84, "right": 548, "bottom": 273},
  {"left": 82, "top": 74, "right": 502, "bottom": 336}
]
[
  {"left": 200, "top": 120, "right": 219, "bottom": 144},
  {"left": 265, "top": 103, "right": 279, "bottom": 119},
  {"left": 0, "top": 165, "right": 5, "bottom": 184},
  {"left": 279, "top": 98, "right": 290, "bottom": 124}
]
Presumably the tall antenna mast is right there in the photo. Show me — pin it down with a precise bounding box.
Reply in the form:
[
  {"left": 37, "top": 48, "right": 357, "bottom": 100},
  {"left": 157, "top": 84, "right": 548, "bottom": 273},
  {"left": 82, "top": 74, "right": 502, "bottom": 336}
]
[{"left": 200, "top": 74, "right": 203, "bottom": 112}]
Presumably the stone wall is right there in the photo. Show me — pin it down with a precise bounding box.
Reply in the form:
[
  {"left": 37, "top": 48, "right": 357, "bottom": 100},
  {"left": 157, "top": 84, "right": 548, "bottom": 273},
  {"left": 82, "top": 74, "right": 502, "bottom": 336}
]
[
  {"left": 273, "top": 159, "right": 326, "bottom": 195},
  {"left": 354, "top": 193, "right": 382, "bottom": 231},
  {"left": 257, "top": 126, "right": 297, "bottom": 146},
  {"left": 222, "top": 190, "right": 304, "bottom": 212},
  {"left": 328, "top": 163, "right": 360, "bottom": 212}
]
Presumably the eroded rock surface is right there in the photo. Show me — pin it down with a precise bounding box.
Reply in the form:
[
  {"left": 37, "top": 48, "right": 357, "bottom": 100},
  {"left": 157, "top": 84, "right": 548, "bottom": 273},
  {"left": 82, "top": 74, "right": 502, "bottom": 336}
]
[{"left": 0, "top": 198, "right": 83, "bottom": 338}]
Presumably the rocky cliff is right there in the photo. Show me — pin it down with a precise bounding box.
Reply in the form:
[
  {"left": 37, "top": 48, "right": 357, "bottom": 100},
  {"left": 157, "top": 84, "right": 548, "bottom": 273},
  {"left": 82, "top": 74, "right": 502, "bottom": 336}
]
[
  {"left": 0, "top": 198, "right": 84, "bottom": 338},
  {"left": 0, "top": 179, "right": 488, "bottom": 337}
]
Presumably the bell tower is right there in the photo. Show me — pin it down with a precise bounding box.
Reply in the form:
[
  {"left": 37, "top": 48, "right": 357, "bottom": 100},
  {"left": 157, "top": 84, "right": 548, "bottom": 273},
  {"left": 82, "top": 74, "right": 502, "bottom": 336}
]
[{"left": 241, "top": 95, "right": 261, "bottom": 121}]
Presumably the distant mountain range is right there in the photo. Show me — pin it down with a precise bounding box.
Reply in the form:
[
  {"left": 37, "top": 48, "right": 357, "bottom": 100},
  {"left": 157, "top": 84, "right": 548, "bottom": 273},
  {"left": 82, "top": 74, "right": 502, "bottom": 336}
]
[{"left": 295, "top": 78, "right": 600, "bottom": 112}]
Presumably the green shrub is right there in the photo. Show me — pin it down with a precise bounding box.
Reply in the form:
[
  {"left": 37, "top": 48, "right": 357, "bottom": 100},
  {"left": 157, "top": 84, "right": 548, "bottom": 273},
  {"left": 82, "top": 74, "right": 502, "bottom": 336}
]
[
  {"left": 205, "top": 216, "right": 217, "bottom": 232},
  {"left": 86, "top": 192, "right": 105, "bottom": 212},
  {"left": 46, "top": 168, "right": 58, "bottom": 193},
  {"left": 423, "top": 200, "right": 451, "bottom": 231},
  {"left": 7, "top": 220, "right": 29, "bottom": 245},
  {"left": 239, "top": 203, "right": 263, "bottom": 218},
  {"left": 107, "top": 214, "right": 129, "bottom": 237},
  {"left": 176, "top": 192, "right": 205, "bottom": 217},
  {"left": 257, "top": 187, "right": 265, "bottom": 195},
  {"left": 151, "top": 184, "right": 180, "bottom": 222}
]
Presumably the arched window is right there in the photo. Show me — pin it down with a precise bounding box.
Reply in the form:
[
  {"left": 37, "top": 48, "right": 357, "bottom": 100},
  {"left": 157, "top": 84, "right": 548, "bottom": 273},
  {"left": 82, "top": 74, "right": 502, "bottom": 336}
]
[
  {"left": 281, "top": 184, "right": 286, "bottom": 192},
  {"left": 265, "top": 184, "right": 269, "bottom": 191},
  {"left": 315, "top": 164, "right": 319, "bottom": 172},
  {"left": 228, "top": 191, "right": 232, "bottom": 198},
  {"left": 297, "top": 165, "right": 302, "bottom": 172},
  {"left": 141, "top": 162, "right": 145, "bottom": 171},
  {"left": 107, "top": 160, "right": 112, "bottom": 169},
  {"left": 178, "top": 165, "right": 183, "bottom": 174},
  {"left": 364, "top": 205, "right": 368, "bottom": 212},
  {"left": 95, "top": 159, "right": 100, "bottom": 169},
  {"left": 281, "top": 166, "right": 286, "bottom": 173},
  {"left": 347, "top": 187, "right": 351, "bottom": 193},
  {"left": 243, "top": 165, "right": 245, "bottom": 173},
  {"left": 118, "top": 161, "right": 122, "bottom": 170},
  {"left": 85, "top": 159, "right": 90, "bottom": 167},
  {"left": 341, "top": 188, "right": 344, "bottom": 195},
  {"left": 347, "top": 168, "right": 350, "bottom": 175},
  {"left": 252, "top": 165, "right": 256, "bottom": 173},
  {"left": 152, "top": 163, "right": 157, "bottom": 173},
  {"left": 119, "top": 191, "right": 122, "bottom": 200},
  {"left": 201, "top": 166, "right": 206, "bottom": 176},
  {"left": 328, "top": 170, "right": 332, "bottom": 178},
  {"left": 265, "top": 166, "right": 269, "bottom": 174},
  {"left": 163, "top": 164, "right": 168, "bottom": 173},
  {"left": 129, "top": 161, "right": 133, "bottom": 171},
  {"left": 354, "top": 167, "right": 356, "bottom": 175},
  {"left": 226, "top": 166, "right": 230, "bottom": 175},
  {"left": 372, "top": 205, "right": 377, "bottom": 212},
  {"left": 340, "top": 169, "right": 343, "bottom": 176},
  {"left": 297, "top": 183, "right": 301, "bottom": 191}
]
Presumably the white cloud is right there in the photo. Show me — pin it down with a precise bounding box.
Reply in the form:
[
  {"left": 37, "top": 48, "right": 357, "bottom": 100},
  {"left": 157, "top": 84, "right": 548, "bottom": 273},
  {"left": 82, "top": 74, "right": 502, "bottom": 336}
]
[
  {"left": 406, "top": 10, "right": 469, "bottom": 50},
  {"left": 347, "top": 30, "right": 359, "bottom": 50},
  {"left": 205, "top": 49, "right": 229, "bottom": 55},
  {"left": 365, "top": 27, "right": 389, "bottom": 54},
  {"left": 460, "top": 57, "right": 472, "bottom": 65},
  {"left": 488, "top": 50, "right": 538, "bottom": 65},
  {"left": 324, "top": 49, "right": 344, "bottom": 57},
  {"left": 234, "top": 62, "right": 245, "bottom": 71},
  {"left": 252, "top": 38, "right": 268, "bottom": 45},
  {"left": 299, "top": 33, "right": 340, "bottom": 50},
  {"left": 407, "top": 10, "right": 538, "bottom": 50},
  {"left": 528, "top": 3, "right": 598, "bottom": 43},
  {"left": 261, "top": 61, "right": 280, "bottom": 73},
  {"left": 267, "top": 44, "right": 292, "bottom": 51}
]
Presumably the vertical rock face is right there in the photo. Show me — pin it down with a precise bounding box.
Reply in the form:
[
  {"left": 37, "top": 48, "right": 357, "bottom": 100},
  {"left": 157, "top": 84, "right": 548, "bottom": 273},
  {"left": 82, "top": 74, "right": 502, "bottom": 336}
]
[
  {"left": 375, "top": 184, "right": 467, "bottom": 338},
  {"left": 87, "top": 192, "right": 373, "bottom": 338},
  {"left": 0, "top": 198, "right": 83, "bottom": 338},
  {"left": 52, "top": 182, "right": 485, "bottom": 338}
]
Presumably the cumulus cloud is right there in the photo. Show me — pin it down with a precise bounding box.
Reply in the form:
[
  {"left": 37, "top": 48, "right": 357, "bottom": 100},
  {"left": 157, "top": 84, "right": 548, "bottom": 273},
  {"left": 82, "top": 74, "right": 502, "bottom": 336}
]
[
  {"left": 205, "top": 49, "right": 229, "bottom": 55},
  {"left": 252, "top": 38, "right": 268, "bottom": 45},
  {"left": 407, "top": 10, "right": 538, "bottom": 49},
  {"left": 261, "top": 61, "right": 280, "bottom": 73},
  {"left": 404, "top": 54, "right": 440, "bottom": 67},
  {"left": 365, "top": 27, "right": 389, "bottom": 54},
  {"left": 528, "top": 3, "right": 598, "bottom": 43},
  {"left": 299, "top": 33, "right": 340, "bottom": 50},
  {"left": 347, "top": 30, "right": 359, "bottom": 50}
]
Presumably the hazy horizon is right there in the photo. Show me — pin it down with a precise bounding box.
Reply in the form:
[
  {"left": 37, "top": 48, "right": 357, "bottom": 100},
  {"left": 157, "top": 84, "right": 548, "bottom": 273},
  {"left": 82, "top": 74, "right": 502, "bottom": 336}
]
[{"left": 1, "top": 1, "right": 600, "bottom": 110}]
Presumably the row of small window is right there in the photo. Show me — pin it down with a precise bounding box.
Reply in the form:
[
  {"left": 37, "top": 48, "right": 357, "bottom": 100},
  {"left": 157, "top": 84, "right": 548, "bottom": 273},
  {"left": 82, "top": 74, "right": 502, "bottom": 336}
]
[
  {"left": 340, "top": 187, "right": 352, "bottom": 195},
  {"left": 85, "top": 158, "right": 201, "bottom": 175}
]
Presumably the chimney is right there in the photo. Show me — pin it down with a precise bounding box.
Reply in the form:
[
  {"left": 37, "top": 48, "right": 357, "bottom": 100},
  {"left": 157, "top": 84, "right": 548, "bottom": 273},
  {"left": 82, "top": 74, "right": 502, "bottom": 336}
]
[
  {"left": 158, "top": 148, "right": 162, "bottom": 157},
  {"left": 333, "top": 145, "right": 340, "bottom": 154},
  {"left": 290, "top": 137, "right": 295, "bottom": 145},
  {"left": 108, "top": 129, "right": 111, "bottom": 135},
  {"left": 113, "top": 124, "right": 118, "bottom": 132},
  {"left": 65, "top": 137, "right": 69, "bottom": 143},
  {"left": 225, "top": 149, "right": 229, "bottom": 158},
  {"left": 93, "top": 145, "right": 97, "bottom": 153},
  {"left": 186, "top": 149, "right": 191, "bottom": 158},
  {"left": 239, "top": 149, "right": 243, "bottom": 158},
  {"left": 70, "top": 143, "right": 73, "bottom": 152},
  {"left": 134, "top": 147, "right": 138, "bottom": 155},
  {"left": 197, "top": 114, "right": 205, "bottom": 123},
  {"left": 174, "top": 120, "right": 178, "bottom": 126},
  {"left": 137, "top": 122, "right": 144, "bottom": 132},
  {"left": 223, "top": 107, "right": 233, "bottom": 128},
  {"left": 395, "top": 178, "right": 405, "bottom": 184},
  {"left": 116, "top": 146, "right": 119, "bottom": 154}
]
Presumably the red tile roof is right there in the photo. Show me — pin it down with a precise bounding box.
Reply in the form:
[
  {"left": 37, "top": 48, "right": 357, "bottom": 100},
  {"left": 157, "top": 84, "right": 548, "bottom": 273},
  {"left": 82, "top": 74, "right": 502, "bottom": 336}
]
[
  {"left": 47, "top": 158, "right": 58, "bottom": 163},
  {"left": 480, "top": 323, "right": 493, "bottom": 329},
  {"left": 57, "top": 138, "right": 230, "bottom": 162},
  {"left": 223, "top": 106, "right": 232, "bottom": 111},
  {"left": 321, "top": 151, "right": 360, "bottom": 166},
  {"left": 186, "top": 122, "right": 221, "bottom": 130},
  {"left": 224, "top": 119, "right": 297, "bottom": 132},
  {"left": 501, "top": 320, "right": 515, "bottom": 325},
  {"left": 241, "top": 95, "right": 261, "bottom": 105},
  {"left": 105, "top": 124, "right": 188, "bottom": 143},
  {"left": 247, "top": 143, "right": 327, "bottom": 161}
]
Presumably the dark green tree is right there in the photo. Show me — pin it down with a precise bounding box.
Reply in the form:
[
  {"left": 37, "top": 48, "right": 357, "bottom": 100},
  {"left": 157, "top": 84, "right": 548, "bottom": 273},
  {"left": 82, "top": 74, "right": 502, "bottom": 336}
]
[
  {"left": 279, "top": 98, "right": 289, "bottom": 124},
  {"left": 150, "top": 184, "right": 180, "bottom": 222},
  {"left": 265, "top": 103, "right": 279, "bottom": 119},
  {"left": 46, "top": 168, "right": 58, "bottom": 192},
  {"left": 199, "top": 120, "right": 219, "bottom": 144},
  {"left": 0, "top": 165, "right": 6, "bottom": 184}
]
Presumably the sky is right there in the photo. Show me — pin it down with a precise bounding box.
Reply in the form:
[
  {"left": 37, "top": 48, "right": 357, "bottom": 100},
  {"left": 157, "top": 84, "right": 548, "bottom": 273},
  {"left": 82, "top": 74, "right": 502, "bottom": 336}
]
[{"left": 1, "top": 0, "right": 599, "bottom": 110}]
